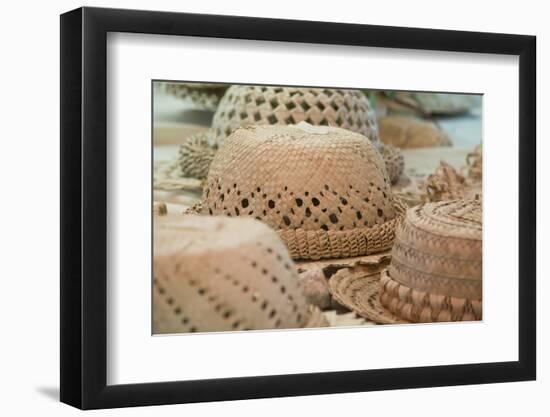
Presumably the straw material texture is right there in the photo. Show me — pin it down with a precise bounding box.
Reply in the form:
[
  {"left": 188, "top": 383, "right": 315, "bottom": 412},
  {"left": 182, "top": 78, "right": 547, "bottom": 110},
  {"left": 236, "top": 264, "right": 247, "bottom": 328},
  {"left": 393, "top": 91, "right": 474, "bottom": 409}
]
[
  {"left": 378, "top": 115, "right": 452, "bottom": 148},
  {"left": 177, "top": 133, "right": 217, "bottom": 178},
  {"left": 211, "top": 85, "right": 380, "bottom": 146},
  {"left": 165, "top": 83, "right": 228, "bottom": 111},
  {"left": 174, "top": 85, "right": 403, "bottom": 183},
  {"left": 380, "top": 200, "right": 482, "bottom": 322},
  {"left": 201, "top": 123, "right": 406, "bottom": 260},
  {"left": 328, "top": 266, "right": 408, "bottom": 324},
  {"left": 153, "top": 215, "right": 312, "bottom": 333}
]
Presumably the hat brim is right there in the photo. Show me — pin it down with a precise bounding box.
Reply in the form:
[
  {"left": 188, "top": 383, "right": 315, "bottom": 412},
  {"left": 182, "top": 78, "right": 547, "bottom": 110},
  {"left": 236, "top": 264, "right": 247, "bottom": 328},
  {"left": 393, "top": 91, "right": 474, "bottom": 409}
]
[{"left": 328, "top": 266, "right": 410, "bottom": 325}]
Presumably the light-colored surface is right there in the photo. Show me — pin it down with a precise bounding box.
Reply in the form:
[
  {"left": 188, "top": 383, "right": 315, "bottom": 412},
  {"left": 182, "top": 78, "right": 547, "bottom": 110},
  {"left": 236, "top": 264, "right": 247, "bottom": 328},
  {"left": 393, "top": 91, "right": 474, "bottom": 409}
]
[
  {"left": 0, "top": 1, "right": 546, "bottom": 417},
  {"left": 154, "top": 122, "right": 209, "bottom": 145},
  {"left": 109, "top": 28, "right": 518, "bottom": 387},
  {"left": 402, "top": 147, "right": 472, "bottom": 176}
]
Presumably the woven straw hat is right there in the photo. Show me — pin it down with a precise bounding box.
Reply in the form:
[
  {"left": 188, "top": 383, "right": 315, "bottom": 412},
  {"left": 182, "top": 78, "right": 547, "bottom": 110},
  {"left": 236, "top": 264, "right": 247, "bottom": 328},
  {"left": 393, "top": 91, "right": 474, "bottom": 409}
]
[
  {"left": 165, "top": 82, "right": 229, "bottom": 111},
  {"left": 176, "top": 85, "right": 404, "bottom": 183},
  {"left": 211, "top": 85, "right": 380, "bottom": 146},
  {"left": 328, "top": 266, "right": 408, "bottom": 324},
  {"left": 328, "top": 200, "right": 482, "bottom": 323},
  {"left": 211, "top": 85, "right": 403, "bottom": 184},
  {"left": 200, "top": 123, "right": 406, "bottom": 261},
  {"left": 378, "top": 115, "right": 452, "bottom": 149},
  {"left": 153, "top": 214, "right": 324, "bottom": 334}
]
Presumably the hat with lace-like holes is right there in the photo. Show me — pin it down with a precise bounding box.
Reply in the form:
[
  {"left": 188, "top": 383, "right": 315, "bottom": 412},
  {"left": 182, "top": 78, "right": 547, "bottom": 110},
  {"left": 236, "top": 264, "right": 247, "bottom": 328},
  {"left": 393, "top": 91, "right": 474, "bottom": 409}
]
[
  {"left": 153, "top": 214, "right": 325, "bottom": 334},
  {"left": 199, "top": 123, "right": 406, "bottom": 261}
]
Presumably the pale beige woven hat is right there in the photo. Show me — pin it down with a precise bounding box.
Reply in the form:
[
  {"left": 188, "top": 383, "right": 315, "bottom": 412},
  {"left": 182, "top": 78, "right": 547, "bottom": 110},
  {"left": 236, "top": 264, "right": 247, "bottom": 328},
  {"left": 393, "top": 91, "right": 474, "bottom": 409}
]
[
  {"left": 328, "top": 199, "right": 482, "bottom": 323},
  {"left": 211, "top": 85, "right": 380, "bottom": 146},
  {"left": 154, "top": 214, "right": 325, "bottom": 334},
  {"left": 378, "top": 115, "right": 452, "bottom": 149},
  {"left": 176, "top": 85, "right": 404, "bottom": 183},
  {"left": 165, "top": 82, "right": 229, "bottom": 111},
  {"left": 200, "top": 123, "right": 406, "bottom": 261}
]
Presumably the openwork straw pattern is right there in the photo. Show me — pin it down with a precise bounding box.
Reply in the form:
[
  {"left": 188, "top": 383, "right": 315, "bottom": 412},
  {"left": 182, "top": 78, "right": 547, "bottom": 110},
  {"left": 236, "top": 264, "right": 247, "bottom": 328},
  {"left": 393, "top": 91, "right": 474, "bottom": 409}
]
[
  {"left": 201, "top": 123, "right": 405, "bottom": 260},
  {"left": 211, "top": 86, "right": 381, "bottom": 146},
  {"left": 174, "top": 85, "right": 403, "bottom": 183},
  {"left": 153, "top": 215, "right": 312, "bottom": 334},
  {"left": 165, "top": 83, "right": 228, "bottom": 111}
]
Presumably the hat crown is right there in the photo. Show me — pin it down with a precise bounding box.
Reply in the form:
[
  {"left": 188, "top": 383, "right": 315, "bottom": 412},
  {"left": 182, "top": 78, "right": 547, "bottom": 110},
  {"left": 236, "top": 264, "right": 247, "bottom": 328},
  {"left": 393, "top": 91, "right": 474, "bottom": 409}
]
[
  {"left": 203, "top": 124, "right": 396, "bottom": 237},
  {"left": 210, "top": 85, "right": 380, "bottom": 146},
  {"left": 389, "top": 200, "right": 482, "bottom": 299},
  {"left": 153, "top": 215, "right": 309, "bottom": 333}
]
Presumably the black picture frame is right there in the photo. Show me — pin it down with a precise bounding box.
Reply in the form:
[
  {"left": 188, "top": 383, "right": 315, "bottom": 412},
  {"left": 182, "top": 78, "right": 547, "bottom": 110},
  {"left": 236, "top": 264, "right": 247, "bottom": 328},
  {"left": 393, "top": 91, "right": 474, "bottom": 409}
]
[{"left": 60, "top": 6, "right": 536, "bottom": 410}]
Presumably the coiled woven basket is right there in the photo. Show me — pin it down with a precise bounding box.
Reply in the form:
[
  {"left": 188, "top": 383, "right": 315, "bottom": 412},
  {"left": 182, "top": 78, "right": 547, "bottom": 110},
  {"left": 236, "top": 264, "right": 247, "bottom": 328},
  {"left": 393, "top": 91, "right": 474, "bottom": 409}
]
[{"left": 380, "top": 199, "right": 482, "bottom": 322}]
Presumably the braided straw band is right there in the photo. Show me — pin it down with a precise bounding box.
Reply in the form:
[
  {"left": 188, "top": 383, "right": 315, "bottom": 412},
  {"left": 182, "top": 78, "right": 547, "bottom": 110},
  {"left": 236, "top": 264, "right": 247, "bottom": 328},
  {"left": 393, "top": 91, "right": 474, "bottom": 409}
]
[
  {"left": 380, "top": 269, "right": 482, "bottom": 322},
  {"left": 154, "top": 215, "right": 313, "bottom": 334},
  {"left": 202, "top": 123, "right": 406, "bottom": 260}
]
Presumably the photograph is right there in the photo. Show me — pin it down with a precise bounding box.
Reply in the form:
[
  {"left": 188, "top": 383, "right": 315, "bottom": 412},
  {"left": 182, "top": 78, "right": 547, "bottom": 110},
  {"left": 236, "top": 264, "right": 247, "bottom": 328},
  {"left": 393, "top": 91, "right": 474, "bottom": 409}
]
[
  {"left": 56, "top": 3, "right": 539, "bottom": 411},
  {"left": 152, "top": 82, "right": 483, "bottom": 334}
]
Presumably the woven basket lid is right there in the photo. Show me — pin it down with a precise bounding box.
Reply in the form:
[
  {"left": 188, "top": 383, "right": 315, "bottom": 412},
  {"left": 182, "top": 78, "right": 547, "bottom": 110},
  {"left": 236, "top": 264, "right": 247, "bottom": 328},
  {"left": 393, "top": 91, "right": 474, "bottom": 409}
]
[
  {"left": 210, "top": 85, "right": 380, "bottom": 147},
  {"left": 381, "top": 199, "right": 482, "bottom": 322},
  {"left": 153, "top": 215, "right": 312, "bottom": 334},
  {"left": 201, "top": 123, "right": 405, "bottom": 260}
]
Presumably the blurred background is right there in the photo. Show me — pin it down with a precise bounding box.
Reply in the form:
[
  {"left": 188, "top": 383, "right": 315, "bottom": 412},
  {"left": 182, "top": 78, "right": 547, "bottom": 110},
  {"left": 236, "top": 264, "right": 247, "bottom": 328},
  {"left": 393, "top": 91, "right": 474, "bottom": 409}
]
[{"left": 153, "top": 82, "right": 482, "bottom": 214}]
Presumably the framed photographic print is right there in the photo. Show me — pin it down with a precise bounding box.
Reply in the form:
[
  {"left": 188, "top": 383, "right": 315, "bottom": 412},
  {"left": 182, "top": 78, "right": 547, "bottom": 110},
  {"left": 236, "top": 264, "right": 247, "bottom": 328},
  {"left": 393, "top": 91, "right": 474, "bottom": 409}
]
[{"left": 60, "top": 6, "right": 536, "bottom": 409}]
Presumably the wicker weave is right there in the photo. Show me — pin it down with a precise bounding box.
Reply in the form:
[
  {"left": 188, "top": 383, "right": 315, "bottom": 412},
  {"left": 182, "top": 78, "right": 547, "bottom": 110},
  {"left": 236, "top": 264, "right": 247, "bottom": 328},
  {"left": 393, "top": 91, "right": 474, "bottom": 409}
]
[
  {"left": 165, "top": 82, "right": 229, "bottom": 111},
  {"left": 211, "top": 85, "right": 380, "bottom": 146},
  {"left": 153, "top": 215, "right": 314, "bottom": 334},
  {"left": 175, "top": 85, "right": 403, "bottom": 183},
  {"left": 178, "top": 133, "right": 217, "bottom": 178},
  {"left": 379, "top": 144, "right": 404, "bottom": 183},
  {"left": 380, "top": 200, "right": 482, "bottom": 322},
  {"left": 328, "top": 267, "right": 408, "bottom": 324},
  {"left": 201, "top": 123, "right": 406, "bottom": 260}
]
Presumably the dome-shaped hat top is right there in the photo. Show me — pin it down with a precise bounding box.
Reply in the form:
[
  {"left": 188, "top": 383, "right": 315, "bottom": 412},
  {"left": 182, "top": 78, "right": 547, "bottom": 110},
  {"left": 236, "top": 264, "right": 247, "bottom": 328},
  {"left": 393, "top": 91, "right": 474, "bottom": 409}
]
[
  {"left": 380, "top": 199, "right": 482, "bottom": 322},
  {"left": 210, "top": 86, "right": 380, "bottom": 147},
  {"left": 153, "top": 215, "right": 309, "bottom": 334},
  {"left": 202, "top": 123, "right": 404, "bottom": 260}
]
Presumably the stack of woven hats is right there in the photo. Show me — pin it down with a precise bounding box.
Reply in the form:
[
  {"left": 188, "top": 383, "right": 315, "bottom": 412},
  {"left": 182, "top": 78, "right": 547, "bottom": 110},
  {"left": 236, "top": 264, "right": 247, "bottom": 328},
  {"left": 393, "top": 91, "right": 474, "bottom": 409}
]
[{"left": 178, "top": 86, "right": 404, "bottom": 184}]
